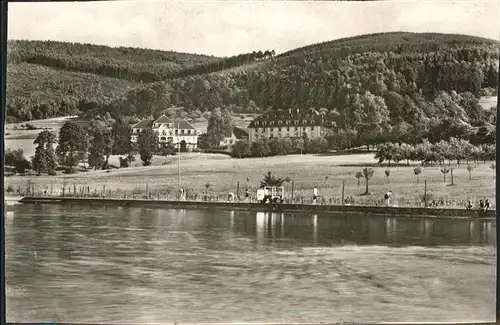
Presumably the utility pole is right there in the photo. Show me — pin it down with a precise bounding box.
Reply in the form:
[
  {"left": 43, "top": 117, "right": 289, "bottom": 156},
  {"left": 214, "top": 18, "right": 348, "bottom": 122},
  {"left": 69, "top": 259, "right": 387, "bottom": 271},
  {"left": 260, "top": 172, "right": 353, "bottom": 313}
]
[{"left": 177, "top": 121, "right": 181, "bottom": 199}]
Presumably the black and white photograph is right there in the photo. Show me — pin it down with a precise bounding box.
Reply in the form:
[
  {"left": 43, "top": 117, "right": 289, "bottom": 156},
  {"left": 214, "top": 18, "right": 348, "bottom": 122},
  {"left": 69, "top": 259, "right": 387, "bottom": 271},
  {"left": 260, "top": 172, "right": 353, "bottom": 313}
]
[{"left": 3, "top": 0, "right": 498, "bottom": 323}]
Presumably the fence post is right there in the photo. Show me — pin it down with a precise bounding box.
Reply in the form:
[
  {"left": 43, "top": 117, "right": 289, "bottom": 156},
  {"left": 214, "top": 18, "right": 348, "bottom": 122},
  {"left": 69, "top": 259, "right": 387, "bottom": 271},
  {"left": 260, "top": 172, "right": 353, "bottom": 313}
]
[
  {"left": 341, "top": 180, "right": 345, "bottom": 206},
  {"left": 424, "top": 180, "right": 427, "bottom": 208},
  {"left": 291, "top": 180, "right": 294, "bottom": 203},
  {"left": 236, "top": 181, "right": 240, "bottom": 200}
]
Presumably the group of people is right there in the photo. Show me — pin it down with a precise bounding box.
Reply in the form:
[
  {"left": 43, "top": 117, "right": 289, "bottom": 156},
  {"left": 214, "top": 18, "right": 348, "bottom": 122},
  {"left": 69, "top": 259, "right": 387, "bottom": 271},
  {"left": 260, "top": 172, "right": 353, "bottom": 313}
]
[
  {"left": 466, "top": 199, "right": 492, "bottom": 212},
  {"left": 226, "top": 188, "right": 251, "bottom": 202}
]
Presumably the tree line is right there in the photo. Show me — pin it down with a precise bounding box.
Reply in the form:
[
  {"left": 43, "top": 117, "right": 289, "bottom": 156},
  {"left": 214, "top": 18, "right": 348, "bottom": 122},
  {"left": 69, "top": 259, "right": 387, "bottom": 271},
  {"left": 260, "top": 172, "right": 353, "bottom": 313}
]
[
  {"left": 230, "top": 134, "right": 329, "bottom": 159},
  {"left": 19, "top": 116, "right": 132, "bottom": 175},
  {"left": 14, "top": 114, "right": 192, "bottom": 176},
  {"left": 374, "top": 138, "right": 495, "bottom": 166}
]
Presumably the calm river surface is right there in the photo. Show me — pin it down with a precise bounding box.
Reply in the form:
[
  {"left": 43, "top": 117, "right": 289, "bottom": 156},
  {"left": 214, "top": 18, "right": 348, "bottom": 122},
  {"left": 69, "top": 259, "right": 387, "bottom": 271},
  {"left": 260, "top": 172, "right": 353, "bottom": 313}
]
[{"left": 5, "top": 204, "right": 496, "bottom": 323}]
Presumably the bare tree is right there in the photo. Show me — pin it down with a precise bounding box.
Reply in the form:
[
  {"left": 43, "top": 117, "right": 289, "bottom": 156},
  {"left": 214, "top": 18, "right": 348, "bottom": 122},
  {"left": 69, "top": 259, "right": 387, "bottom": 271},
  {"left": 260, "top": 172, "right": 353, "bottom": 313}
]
[
  {"left": 440, "top": 167, "right": 450, "bottom": 184},
  {"left": 362, "top": 167, "right": 375, "bottom": 195},
  {"left": 355, "top": 171, "right": 363, "bottom": 187},
  {"left": 204, "top": 182, "right": 211, "bottom": 201},
  {"left": 413, "top": 166, "right": 422, "bottom": 184},
  {"left": 466, "top": 164, "right": 475, "bottom": 182}
]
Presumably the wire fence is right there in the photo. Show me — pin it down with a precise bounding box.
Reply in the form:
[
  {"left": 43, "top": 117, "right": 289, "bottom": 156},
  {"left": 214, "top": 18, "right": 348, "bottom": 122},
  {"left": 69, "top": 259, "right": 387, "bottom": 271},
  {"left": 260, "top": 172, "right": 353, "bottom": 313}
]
[{"left": 5, "top": 180, "right": 494, "bottom": 210}]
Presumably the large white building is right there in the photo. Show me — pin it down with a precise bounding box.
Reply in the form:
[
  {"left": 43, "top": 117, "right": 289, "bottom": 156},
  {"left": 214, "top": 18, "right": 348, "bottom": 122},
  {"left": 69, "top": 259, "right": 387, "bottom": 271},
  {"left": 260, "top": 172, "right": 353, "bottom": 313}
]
[
  {"left": 131, "top": 115, "right": 200, "bottom": 150},
  {"left": 247, "top": 108, "right": 335, "bottom": 142}
]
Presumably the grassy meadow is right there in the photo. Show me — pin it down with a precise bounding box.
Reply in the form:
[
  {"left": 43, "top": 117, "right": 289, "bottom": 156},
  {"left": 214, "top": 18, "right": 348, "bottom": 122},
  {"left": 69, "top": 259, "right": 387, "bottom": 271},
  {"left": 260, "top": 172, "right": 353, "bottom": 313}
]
[{"left": 5, "top": 152, "right": 495, "bottom": 208}]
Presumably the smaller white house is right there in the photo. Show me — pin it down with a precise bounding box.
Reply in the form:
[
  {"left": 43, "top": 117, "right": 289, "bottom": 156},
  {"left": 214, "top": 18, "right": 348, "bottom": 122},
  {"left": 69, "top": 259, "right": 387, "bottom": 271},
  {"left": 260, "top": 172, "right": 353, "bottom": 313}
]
[
  {"left": 131, "top": 115, "right": 200, "bottom": 149},
  {"left": 219, "top": 126, "right": 249, "bottom": 148}
]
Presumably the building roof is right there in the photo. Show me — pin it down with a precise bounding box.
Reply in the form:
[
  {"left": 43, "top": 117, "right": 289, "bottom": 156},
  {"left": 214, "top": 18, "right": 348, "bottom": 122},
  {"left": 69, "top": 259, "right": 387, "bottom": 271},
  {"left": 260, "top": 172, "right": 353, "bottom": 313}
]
[
  {"left": 172, "top": 119, "right": 197, "bottom": 130},
  {"left": 154, "top": 114, "right": 173, "bottom": 124},
  {"left": 248, "top": 108, "right": 334, "bottom": 128},
  {"left": 233, "top": 126, "right": 249, "bottom": 139},
  {"left": 132, "top": 119, "right": 154, "bottom": 129}
]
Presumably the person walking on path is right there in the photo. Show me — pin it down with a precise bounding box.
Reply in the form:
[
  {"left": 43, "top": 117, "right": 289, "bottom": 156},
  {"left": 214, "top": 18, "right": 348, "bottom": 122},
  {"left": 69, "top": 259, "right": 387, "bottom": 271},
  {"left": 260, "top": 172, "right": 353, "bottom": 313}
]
[
  {"left": 479, "top": 199, "right": 485, "bottom": 211},
  {"left": 384, "top": 190, "right": 393, "bottom": 207},
  {"left": 485, "top": 199, "right": 491, "bottom": 211},
  {"left": 312, "top": 187, "right": 318, "bottom": 204}
]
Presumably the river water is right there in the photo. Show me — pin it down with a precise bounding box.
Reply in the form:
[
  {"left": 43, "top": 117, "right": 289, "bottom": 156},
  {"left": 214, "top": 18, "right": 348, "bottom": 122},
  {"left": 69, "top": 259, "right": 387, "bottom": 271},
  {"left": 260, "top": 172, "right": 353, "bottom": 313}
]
[{"left": 5, "top": 204, "right": 497, "bottom": 323}]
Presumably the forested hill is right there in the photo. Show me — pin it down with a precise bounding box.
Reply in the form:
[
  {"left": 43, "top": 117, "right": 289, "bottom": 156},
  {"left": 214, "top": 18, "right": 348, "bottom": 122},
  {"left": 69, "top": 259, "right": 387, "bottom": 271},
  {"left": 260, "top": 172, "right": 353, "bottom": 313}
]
[
  {"left": 276, "top": 32, "right": 499, "bottom": 60},
  {"left": 6, "top": 32, "right": 499, "bottom": 133},
  {"left": 89, "top": 32, "right": 498, "bottom": 148},
  {"left": 96, "top": 32, "right": 498, "bottom": 115},
  {"left": 7, "top": 40, "right": 222, "bottom": 82},
  {"left": 6, "top": 40, "right": 275, "bottom": 121}
]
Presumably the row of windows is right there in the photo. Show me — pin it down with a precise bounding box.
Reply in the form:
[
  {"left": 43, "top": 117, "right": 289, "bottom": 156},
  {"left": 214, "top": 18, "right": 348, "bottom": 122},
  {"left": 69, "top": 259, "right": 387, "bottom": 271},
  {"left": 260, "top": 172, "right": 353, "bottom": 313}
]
[
  {"left": 159, "top": 136, "right": 197, "bottom": 143},
  {"left": 157, "top": 129, "right": 194, "bottom": 135},
  {"left": 154, "top": 123, "right": 174, "bottom": 128},
  {"left": 254, "top": 119, "right": 317, "bottom": 127},
  {"left": 133, "top": 128, "right": 195, "bottom": 135},
  {"left": 256, "top": 126, "right": 316, "bottom": 132}
]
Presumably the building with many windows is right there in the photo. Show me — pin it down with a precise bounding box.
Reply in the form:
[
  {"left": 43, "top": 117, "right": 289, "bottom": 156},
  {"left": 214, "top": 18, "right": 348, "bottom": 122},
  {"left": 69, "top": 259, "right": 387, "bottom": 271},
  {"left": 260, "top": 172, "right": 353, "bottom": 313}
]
[
  {"left": 131, "top": 115, "right": 200, "bottom": 150},
  {"left": 247, "top": 108, "right": 335, "bottom": 142}
]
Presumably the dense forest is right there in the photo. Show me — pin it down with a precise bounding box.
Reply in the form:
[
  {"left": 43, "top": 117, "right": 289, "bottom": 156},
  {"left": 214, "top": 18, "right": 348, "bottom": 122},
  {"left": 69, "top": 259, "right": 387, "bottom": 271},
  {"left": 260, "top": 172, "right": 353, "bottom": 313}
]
[
  {"left": 6, "top": 33, "right": 499, "bottom": 149},
  {"left": 6, "top": 40, "right": 275, "bottom": 122},
  {"left": 83, "top": 32, "right": 499, "bottom": 149}
]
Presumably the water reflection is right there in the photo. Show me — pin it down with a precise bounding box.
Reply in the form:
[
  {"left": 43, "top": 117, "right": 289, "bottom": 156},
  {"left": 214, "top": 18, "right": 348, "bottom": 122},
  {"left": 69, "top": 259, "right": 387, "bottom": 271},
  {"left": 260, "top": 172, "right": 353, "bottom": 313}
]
[
  {"left": 5, "top": 204, "right": 496, "bottom": 323},
  {"left": 6, "top": 205, "right": 496, "bottom": 248},
  {"left": 249, "top": 212, "right": 495, "bottom": 247}
]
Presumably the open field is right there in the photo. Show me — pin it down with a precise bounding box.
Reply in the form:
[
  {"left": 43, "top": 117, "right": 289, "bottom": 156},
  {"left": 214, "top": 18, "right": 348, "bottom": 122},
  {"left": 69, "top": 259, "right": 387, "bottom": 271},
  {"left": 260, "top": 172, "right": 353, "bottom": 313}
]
[
  {"left": 5, "top": 153, "right": 495, "bottom": 208},
  {"left": 478, "top": 96, "right": 498, "bottom": 110}
]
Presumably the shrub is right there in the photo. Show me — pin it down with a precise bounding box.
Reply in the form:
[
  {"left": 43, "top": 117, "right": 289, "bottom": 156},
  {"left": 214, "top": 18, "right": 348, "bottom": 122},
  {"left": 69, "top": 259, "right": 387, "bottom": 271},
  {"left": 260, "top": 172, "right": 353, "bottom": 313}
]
[
  {"left": 119, "top": 156, "right": 130, "bottom": 168},
  {"left": 14, "top": 157, "right": 31, "bottom": 174},
  {"left": 5, "top": 148, "right": 24, "bottom": 167}
]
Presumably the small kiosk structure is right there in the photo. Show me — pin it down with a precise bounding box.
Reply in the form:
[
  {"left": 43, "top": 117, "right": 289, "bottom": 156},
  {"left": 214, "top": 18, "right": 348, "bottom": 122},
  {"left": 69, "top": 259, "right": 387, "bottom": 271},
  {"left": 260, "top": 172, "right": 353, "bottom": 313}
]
[{"left": 256, "top": 186, "right": 284, "bottom": 204}]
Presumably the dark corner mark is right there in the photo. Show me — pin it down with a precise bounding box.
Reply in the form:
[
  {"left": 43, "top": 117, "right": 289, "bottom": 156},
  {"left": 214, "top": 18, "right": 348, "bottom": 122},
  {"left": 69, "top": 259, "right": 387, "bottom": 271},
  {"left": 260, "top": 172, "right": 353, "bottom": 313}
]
[
  {"left": 1, "top": 1, "right": 7, "bottom": 325},
  {"left": 496, "top": 53, "right": 500, "bottom": 321}
]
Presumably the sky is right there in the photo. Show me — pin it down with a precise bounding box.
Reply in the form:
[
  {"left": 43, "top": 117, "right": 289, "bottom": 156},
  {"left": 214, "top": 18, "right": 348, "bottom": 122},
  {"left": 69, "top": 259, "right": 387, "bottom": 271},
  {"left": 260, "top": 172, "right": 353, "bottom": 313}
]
[{"left": 7, "top": 0, "right": 500, "bottom": 57}]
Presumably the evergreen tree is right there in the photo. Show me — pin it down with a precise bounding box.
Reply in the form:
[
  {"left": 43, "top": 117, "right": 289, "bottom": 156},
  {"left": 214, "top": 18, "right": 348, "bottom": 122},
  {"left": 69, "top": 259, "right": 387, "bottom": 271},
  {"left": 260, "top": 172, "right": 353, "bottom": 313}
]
[
  {"left": 111, "top": 118, "right": 132, "bottom": 155},
  {"left": 32, "top": 130, "right": 57, "bottom": 175},
  {"left": 88, "top": 128, "right": 106, "bottom": 170},
  {"left": 56, "top": 121, "right": 88, "bottom": 173},
  {"left": 207, "top": 107, "right": 234, "bottom": 148},
  {"left": 137, "top": 128, "right": 158, "bottom": 166}
]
